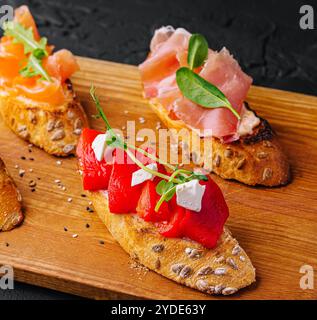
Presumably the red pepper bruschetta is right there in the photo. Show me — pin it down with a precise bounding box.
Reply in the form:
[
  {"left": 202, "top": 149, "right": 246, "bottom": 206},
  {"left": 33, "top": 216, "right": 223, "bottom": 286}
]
[{"left": 76, "top": 90, "right": 256, "bottom": 296}]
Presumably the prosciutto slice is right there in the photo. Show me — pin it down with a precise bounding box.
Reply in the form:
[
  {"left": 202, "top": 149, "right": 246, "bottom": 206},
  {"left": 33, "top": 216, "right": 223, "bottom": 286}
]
[{"left": 139, "top": 26, "right": 254, "bottom": 140}]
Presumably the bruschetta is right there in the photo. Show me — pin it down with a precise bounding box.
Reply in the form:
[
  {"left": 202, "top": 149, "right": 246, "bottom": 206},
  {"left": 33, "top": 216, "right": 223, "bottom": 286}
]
[
  {"left": 76, "top": 91, "right": 256, "bottom": 296},
  {"left": 139, "top": 26, "right": 290, "bottom": 186},
  {"left": 0, "top": 6, "right": 88, "bottom": 156},
  {"left": 0, "top": 157, "right": 24, "bottom": 231}
]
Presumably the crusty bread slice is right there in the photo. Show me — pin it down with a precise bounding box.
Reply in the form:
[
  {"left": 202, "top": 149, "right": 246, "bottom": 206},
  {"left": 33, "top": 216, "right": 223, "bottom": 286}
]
[
  {"left": 0, "top": 80, "right": 88, "bottom": 157},
  {"left": 0, "top": 158, "right": 24, "bottom": 232},
  {"left": 149, "top": 98, "right": 290, "bottom": 187},
  {"left": 89, "top": 190, "right": 256, "bottom": 296}
]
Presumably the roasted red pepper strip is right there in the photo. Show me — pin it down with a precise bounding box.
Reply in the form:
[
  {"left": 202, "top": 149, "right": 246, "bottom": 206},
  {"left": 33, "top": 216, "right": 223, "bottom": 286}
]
[
  {"left": 158, "top": 204, "right": 186, "bottom": 238},
  {"left": 136, "top": 178, "right": 172, "bottom": 222},
  {"left": 76, "top": 128, "right": 112, "bottom": 191},
  {"left": 180, "top": 178, "right": 229, "bottom": 248},
  {"left": 108, "top": 148, "right": 164, "bottom": 214},
  {"left": 158, "top": 178, "right": 229, "bottom": 248}
]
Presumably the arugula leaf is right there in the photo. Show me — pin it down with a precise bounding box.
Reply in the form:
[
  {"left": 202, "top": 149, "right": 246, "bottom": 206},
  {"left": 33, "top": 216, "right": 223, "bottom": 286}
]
[
  {"left": 176, "top": 67, "right": 240, "bottom": 119},
  {"left": 20, "top": 53, "right": 51, "bottom": 81},
  {"left": 2, "top": 21, "right": 47, "bottom": 55},
  {"left": 2, "top": 21, "right": 51, "bottom": 81},
  {"left": 187, "top": 34, "right": 208, "bottom": 70}
]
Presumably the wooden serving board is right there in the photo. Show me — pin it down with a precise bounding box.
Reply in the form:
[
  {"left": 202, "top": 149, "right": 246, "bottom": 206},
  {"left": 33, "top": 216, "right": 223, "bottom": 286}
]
[{"left": 0, "top": 57, "right": 316, "bottom": 300}]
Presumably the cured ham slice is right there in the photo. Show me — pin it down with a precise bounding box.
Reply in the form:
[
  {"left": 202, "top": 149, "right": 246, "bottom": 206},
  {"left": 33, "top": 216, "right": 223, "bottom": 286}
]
[{"left": 139, "top": 26, "right": 254, "bottom": 140}]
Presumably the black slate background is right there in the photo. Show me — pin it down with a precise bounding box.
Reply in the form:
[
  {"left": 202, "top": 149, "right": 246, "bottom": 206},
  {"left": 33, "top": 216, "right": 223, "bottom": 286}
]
[{"left": 0, "top": 0, "right": 316, "bottom": 300}]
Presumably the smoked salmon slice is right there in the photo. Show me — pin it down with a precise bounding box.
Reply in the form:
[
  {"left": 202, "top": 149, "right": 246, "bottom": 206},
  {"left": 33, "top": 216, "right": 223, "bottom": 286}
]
[{"left": 0, "top": 6, "right": 79, "bottom": 105}]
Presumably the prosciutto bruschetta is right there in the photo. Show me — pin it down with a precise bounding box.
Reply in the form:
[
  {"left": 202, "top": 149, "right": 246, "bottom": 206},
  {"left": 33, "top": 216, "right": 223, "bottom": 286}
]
[
  {"left": 0, "top": 157, "right": 24, "bottom": 231},
  {"left": 76, "top": 90, "right": 256, "bottom": 296},
  {"left": 139, "top": 26, "right": 290, "bottom": 186},
  {"left": 0, "top": 6, "right": 88, "bottom": 156}
]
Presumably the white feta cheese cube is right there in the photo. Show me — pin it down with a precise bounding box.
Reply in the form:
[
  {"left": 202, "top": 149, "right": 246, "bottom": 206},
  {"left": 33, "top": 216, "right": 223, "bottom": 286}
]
[
  {"left": 92, "top": 132, "right": 112, "bottom": 162},
  {"left": 131, "top": 163, "right": 158, "bottom": 187},
  {"left": 176, "top": 179, "right": 206, "bottom": 212}
]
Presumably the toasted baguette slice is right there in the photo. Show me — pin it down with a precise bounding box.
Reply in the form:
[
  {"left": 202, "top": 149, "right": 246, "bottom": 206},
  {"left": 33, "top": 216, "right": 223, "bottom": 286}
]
[
  {"left": 0, "top": 80, "right": 88, "bottom": 156},
  {"left": 0, "top": 158, "right": 24, "bottom": 231},
  {"left": 149, "top": 98, "right": 290, "bottom": 186},
  {"left": 89, "top": 190, "right": 256, "bottom": 296}
]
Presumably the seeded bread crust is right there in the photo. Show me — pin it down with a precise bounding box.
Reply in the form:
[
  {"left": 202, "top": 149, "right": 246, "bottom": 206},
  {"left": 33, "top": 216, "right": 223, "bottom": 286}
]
[
  {"left": 0, "top": 158, "right": 24, "bottom": 231},
  {"left": 0, "top": 80, "right": 88, "bottom": 157},
  {"left": 89, "top": 190, "right": 256, "bottom": 296},
  {"left": 149, "top": 98, "right": 290, "bottom": 186}
]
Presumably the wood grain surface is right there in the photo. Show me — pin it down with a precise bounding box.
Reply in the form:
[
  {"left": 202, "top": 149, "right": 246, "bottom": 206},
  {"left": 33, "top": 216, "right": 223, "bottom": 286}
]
[{"left": 0, "top": 57, "right": 316, "bottom": 300}]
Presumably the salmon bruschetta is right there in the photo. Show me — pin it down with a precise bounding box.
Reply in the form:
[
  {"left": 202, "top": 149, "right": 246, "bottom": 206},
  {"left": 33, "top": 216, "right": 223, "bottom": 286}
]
[
  {"left": 139, "top": 26, "right": 290, "bottom": 186},
  {"left": 0, "top": 6, "right": 88, "bottom": 156},
  {"left": 76, "top": 89, "right": 256, "bottom": 296},
  {"left": 0, "top": 157, "right": 23, "bottom": 231}
]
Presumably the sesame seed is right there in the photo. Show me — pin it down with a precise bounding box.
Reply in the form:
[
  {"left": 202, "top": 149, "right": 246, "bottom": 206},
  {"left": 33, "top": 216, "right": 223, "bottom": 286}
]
[
  {"left": 19, "top": 169, "right": 25, "bottom": 177},
  {"left": 54, "top": 179, "right": 61, "bottom": 184},
  {"left": 21, "top": 156, "right": 26, "bottom": 160},
  {"left": 29, "top": 168, "right": 33, "bottom": 173},
  {"left": 14, "top": 164, "right": 19, "bottom": 169},
  {"left": 56, "top": 160, "right": 62, "bottom": 166},
  {"left": 124, "top": 110, "right": 129, "bottom": 114},
  {"left": 29, "top": 180, "right": 36, "bottom": 188},
  {"left": 72, "top": 234, "right": 78, "bottom": 238},
  {"left": 88, "top": 201, "right": 93, "bottom": 206},
  {"left": 85, "top": 223, "right": 90, "bottom": 228},
  {"left": 29, "top": 158, "right": 34, "bottom": 161},
  {"left": 81, "top": 194, "right": 87, "bottom": 198},
  {"left": 99, "top": 240, "right": 104, "bottom": 245},
  {"left": 67, "top": 197, "right": 73, "bottom": 203},
  {"left": 5, "top": 242, "right": 9, "bottom": 247},
  {"left": 63, "top": 227, "right": 68, "bottom": 232}
]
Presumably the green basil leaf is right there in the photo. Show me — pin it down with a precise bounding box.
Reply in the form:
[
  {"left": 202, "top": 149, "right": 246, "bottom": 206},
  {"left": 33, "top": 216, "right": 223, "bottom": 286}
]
[
  {"left": 176, "top": 67, "right": 240, "bottom": 119},
  {"left": 187, "top": 34, "right": 208, "bottom": 70},
  {"left": 156, "top": 180, "right": 167, "bottom": 196}
]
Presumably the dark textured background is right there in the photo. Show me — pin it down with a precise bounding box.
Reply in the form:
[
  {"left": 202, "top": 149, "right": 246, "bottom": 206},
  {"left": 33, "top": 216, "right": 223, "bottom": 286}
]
[{"left": 0, "top": 0, "right": 316, "bottom": 299}]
